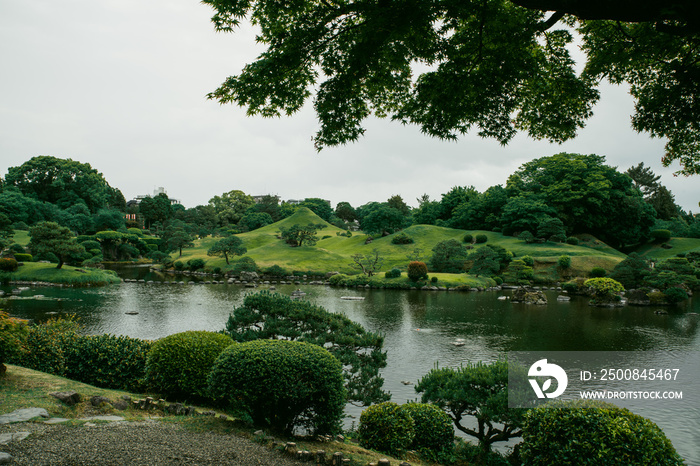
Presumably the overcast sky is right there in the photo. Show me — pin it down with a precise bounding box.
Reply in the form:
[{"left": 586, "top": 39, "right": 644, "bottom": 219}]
[{"left": 1, "top": 1, "right": 697, "bottom": 212}]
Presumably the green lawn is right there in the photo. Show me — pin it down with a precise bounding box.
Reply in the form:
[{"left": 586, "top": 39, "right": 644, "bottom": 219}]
[
  {"left": 172, "top": 208, "right": 626, "bottom": 277},
  {"left": 11, "top": 230, "right": 30, "bottom": 247},
  {"left": 3, "top": 262, "right": 121, "bottom": 286},
  {"left": 634, "top": 238, "right": 700, "bottom": 261}
]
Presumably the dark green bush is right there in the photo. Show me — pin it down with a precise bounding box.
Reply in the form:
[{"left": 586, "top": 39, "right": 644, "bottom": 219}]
[
  {"left": 145, "top": 330, "right": 234, "bottom": 400},
  {"left": 463, "top": 234, "right": 474, "bottom": 243},
  {"left": 36, "top": 252, "right": 59, "bottom": 263},
  {"left": 208, "top": 339, "right": 345, "bottom": 435},
  {"left": 521, "top": 400, "right": 684, "bottom": 466},
  {"left": 63, "top": 334, "right": 152, "bottom": 392},
  {"left": 9, "top": 244, "right": 26, "bottom": 254},
  {"left": 0, "top": 258, "right": 18, "bottom": 272},
  {"left": 1, "top": 311, "right": 28, "bottom": 370},
  {"left": 391, "top": 232, "right": 414, "bottom": 244},
  {"left": 187, "top": 258, "right": 206, "bottom": 271},
  {"left": 83, "top": 255, "right": 104, "bottom": 268},
  {"left": 173, "top": 260, "right": 185, "bottom": 271},
  {"left": 475, "top": 234, "right": 488, "bottom": 244},
  {"left": 651, "top": 229, "right": 672, "bottom": 242},
  {"left": 521, "top": 255, "right": 534, "bottom": 267},
  {"left": 15, "top": 253, "right": 33, "bottom": 262},
  {"left": 385, "top": 268, "right": 401, "bottom": 279},
  {"left": 146, "top": 250, "right": 169, "bottom": 263},
  {"left": 358, "top": 402, "right": 415, "bottom": 456},
  {"left": 664, "top": 286, "right": 689, "bottom": 303},
  {"left": 454, "top": 440, "right": 510, "bottom": 466},
  {"left": 590, "top": 267, "right": 607, "bottom": 278},
  {"left": 566, "top": 236, "right": 579, "bottom": 245},
  {"left": 493, "top": 276, "right": 503, "bottom": 285},
  {"left": 328, "top": 273, "right": 349, "bottom": 285},
  {"left": 231, "top": 256, "right": 257, "bottom": 273},
  {"left": 79, "top": 240, "right": 102, "bottom": 251},
  {"left": 402, "top": 402, "right": 454, "bottom": 462},
  {"left": 558, "top": 255, "right": 571, "bottom": 269},
  {"left": 407, "top": 261, "right": 428, "bottom": 281},
  {"left": 10, "top": 317, "right": 81, "bottom": 376},
  {"left": 431, "top": 276, "right": 438, "bottom": 283},
  {"left": 562, "top": 278, "right": 586, "bottom": 294},
  {"left": 519, "top": 230, "right": 536, "bottom": 243},
  {"left": 263, "top": 264, "right": 289, "bottom": 277}
]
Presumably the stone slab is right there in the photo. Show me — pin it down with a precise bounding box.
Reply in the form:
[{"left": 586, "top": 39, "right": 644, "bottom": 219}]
[
  {"left": 0, "top": 452, "right": 12, "bottom": 464},
  {"left": 0, "top": 408, "right": 49, "bottom": 424},
  {"left": 43, "top": 418, "right": 70, "bottom": 425},
  {"left": 0, "top": 432, "right": 30, "bottom": 445},
  {"left": 80, "top": 415, "right": 125, "bottom": 422}
]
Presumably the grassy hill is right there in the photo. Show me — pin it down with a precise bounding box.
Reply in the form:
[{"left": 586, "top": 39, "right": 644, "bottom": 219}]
[
  {"left": 634, "top": 237, "right": 700, "bottom": 261},
  {"left": 173, "top": 208, "right": 626, "bottom": 279}
]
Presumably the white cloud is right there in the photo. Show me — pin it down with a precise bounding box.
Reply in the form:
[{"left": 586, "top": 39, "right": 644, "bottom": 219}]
[{"left": 0, "top": 0, "right": 697, "bottom": 212}]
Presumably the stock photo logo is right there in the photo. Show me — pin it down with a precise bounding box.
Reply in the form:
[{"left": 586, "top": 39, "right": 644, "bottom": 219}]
[{"left": 528, "top": 358, "right": 568, "bottom": 399}]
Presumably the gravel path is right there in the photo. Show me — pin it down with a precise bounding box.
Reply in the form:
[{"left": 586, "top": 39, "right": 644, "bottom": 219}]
[{"left": 1, "top": 420, "right": 302, "bottom": 465}]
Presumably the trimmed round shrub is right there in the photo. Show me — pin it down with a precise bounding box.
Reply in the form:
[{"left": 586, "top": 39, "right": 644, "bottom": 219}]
[
  {"left": 232, "top": 256, "right": 257, "bottom": 273},
  {"left": 208, "top": 339, "right": 345, "bottom": 435},
  {"left": 463, "top": 233, "right": 474, "bottom": 243},
  {"left": 589, "top": 267, "right": 607, "bottom": 278},
  {"left": 10, "top": 317, "right": 81, "bottom": 376},
  {"left": 651, "top": 229, "right": 672, "bottom": 242},
  {"left": 431, "top": 276, "right": 438, "bottom": 283},
  {"left": 519, "top": 230, "right": 535, "bottom": 243},
  {"left": 0, "top": 311, "right": 28, "bottom": 371},
  {"left": 493, "top": 276, "right": 504, "bottom": 285},
  {"left": 328, "top": 273, "right": 349, "bottom": 285},
  {"left": 385, "top": 268, "right": 401, "bottom": 279},
  {"left": 584, "top": 277, "right": 624, "bottom": 304},
  {"left": 358, "top": 402, "right": 415, "bottom": 456},
  {"left": 558, "top": 255, "right": 571, "bottom": 269},
  {"left": 402, "top": 403, "right": 454, "bottom": 461},
  {"left": 0, "top": 258, "right": 18, "bottom": 272},
  {"left": 187, "top": 258, "right": 206, "bottom": 271},
  {"left": 146, "top": 330, "right": 234, "bottom": 400},
  {"left": 520, "top": 400, "right": 684, "bottom": 465},
  {"left": 521, "top": 255, "right": 534, "bottom": 267},
  {"left": 391, "top": 232, "right": 414, "bottom": 244},
  {"left": 173, "top": 260, "right": 185, "bottom": 271},
  {"left": 79, "top": 240, "right": 102, "bottom": 251},
  {"left": 566, "top": 236, "right": 579, "bottom": 245},
  {"left": 63, "top": 333, "right": 152, "bottom": 392},
  {"left": 9, "top": 244, "right": 26, "bottom": 254},
  {"left": 475, "top": 234, "right": 488, "bottom": 243},
  {"left": 407, "top": 261, "right": 428, "bottom": 281},
  {"left": 264, "top": 264, "right": 289, "bottom": 277}
]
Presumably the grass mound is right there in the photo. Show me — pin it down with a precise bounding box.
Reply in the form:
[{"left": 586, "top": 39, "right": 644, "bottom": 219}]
[{"left": 2, "top": 262, "right": 121, "bottom": 286}]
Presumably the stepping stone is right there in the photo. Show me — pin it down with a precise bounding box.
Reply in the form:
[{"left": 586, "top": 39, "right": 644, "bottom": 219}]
[
  {"left": 0, "top": 408, "right": 49, "bottom": 424},
  {"left": 0, "top": 452, "right": 12, "bottom": 464},
  {"left": 0, "top": 432, "right": 30, "bottom": 444},
  {"left": 43, "top": 418, "right": 70, "bottom": 425},
  {"left": 80, "top": 415, "right": 125, "bottom": 422}
]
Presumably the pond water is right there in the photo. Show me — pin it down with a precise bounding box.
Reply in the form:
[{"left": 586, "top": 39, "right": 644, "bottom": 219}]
[{"left": 2, "top": 266, "right": 699, "bottom": 464}]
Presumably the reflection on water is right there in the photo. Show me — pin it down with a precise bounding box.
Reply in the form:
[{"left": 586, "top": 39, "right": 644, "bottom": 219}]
[{"left": 2, "top": 273, "right": 699, "bottom": 464}]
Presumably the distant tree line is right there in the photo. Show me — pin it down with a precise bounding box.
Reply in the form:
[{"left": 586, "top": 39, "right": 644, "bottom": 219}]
[{"left": 1, "top": 153, "right": 698, "bottom": 264}]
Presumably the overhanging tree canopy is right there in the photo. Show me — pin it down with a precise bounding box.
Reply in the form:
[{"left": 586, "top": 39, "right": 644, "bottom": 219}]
[{"left": 203, "top": 0, "right": 700, "bottom": 174}]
